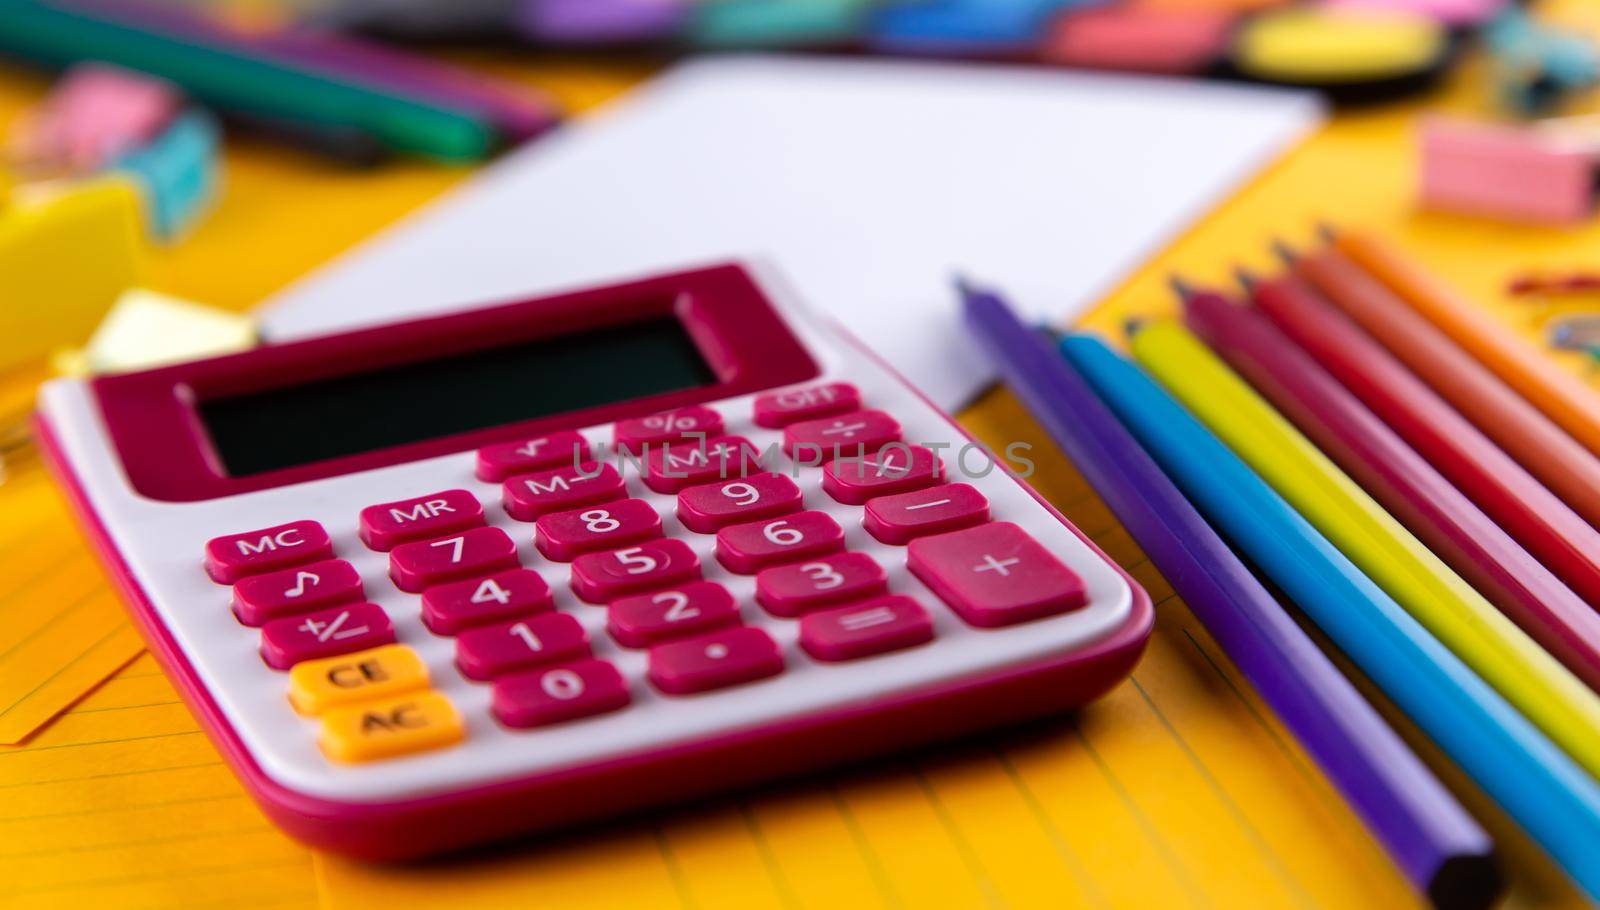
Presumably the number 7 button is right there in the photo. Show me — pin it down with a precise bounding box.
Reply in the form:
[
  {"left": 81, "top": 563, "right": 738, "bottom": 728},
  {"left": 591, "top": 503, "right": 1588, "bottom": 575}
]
[{"left": 908, "top": 523, "right": 1087, "bottom": 628}]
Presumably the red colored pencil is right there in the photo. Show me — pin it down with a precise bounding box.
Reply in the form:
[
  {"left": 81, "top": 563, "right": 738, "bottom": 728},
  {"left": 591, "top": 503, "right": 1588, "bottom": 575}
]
[
  {"left": 1250, "top": 270, "right": 1600, "bottom": 613},
  {"left": 1182, "top": 285, "right": 1600, "bottom": 692}
]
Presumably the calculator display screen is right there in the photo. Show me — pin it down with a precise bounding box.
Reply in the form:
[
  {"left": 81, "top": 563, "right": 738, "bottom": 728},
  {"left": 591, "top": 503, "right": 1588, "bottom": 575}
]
[{"left": 198, "top": 317, "right": 716, "bottom": 476}]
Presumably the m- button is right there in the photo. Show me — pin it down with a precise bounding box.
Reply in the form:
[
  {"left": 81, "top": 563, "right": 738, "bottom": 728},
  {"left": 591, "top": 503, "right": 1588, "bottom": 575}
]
[{"left": 288, "top": 644, "right": 430, "bottom": 715}]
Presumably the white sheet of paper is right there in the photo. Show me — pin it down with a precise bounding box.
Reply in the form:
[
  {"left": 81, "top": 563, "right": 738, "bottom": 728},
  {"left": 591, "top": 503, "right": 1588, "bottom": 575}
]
[{"left": 260, "top": 55, "right": 1321, "bottom": 409}]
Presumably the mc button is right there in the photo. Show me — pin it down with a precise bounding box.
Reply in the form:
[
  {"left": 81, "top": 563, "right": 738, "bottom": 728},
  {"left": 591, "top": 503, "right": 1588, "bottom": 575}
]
[
  {"left": 288, "top": 644, "right": 429, "bottom": 716},
  {"left": 318, "top": 691, "right": 464, "bottom": 763}
]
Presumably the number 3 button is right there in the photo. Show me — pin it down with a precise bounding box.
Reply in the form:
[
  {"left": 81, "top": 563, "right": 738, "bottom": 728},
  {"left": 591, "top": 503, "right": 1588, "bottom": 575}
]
[{"left": 755, "top": 552, "right": 887, "bottom": 617}]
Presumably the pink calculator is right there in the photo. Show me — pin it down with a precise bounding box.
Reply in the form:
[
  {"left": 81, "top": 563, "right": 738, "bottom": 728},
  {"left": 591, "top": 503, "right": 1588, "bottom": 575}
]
[{"left": 37, "top": 263, "right": 1152, "bottom": 859}]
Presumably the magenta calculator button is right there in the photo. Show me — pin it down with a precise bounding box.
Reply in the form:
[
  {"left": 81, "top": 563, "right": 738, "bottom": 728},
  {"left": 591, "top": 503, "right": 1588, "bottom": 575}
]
[
  {"left": 390, "top": 526, "right": 520, "bottom": 593},
  {"left": 782, "top": 410, "right": 901, "bottom": 463},
  {"left": 493, "top": 659, "right": 631, "bottom": 728},
  {"left": 358, "top": 489, "right": 485, "bottom": 551},
  {"left": 642, "top": 436, "right": 762, "bottom": 494},
  {"left": 607, "top": 581, "right": 740, "bottom": 647},
  {"left": 755, "top": 552, "right": 887, "bottom": 617},
  {"left": 502, "top": 463, "right": 626, "bottom": 522},
  {"left": 204, "top": 520, "right": 332, "bottom": 584},
  {"left": 907, "top": 522, "right": 1088, "bottom": 628},
  {"left": 475, "top": 431, "right": 591, "bottom": 482},
  {"left": 569, "top": 538, "right": 701, "bottom": 604},
  {"left": 421, "top": 568, "right": 553, "bottom": 635},
  {"left": 863, "top": 483, "right": 990, "bottom": 545},
  {"left": 232, "top": 558, "right": 364, "bottom": 626},
  {"left": 799, "top": 595, "right": 935, "bottom": 662},
  {"left": 715, "top": 510, "right": 845, "bottom": 574},
  {"left": 648, "top": 626, "right": 784, "bottom": 695},
  {"left": 676, "top": 472, "right": 803, "bottom": 534},
  {"left": 259, "top": 602, "right": 395, "bottom": 669},
  {"left": 822, "top": 445, "right": 945, "bottom": 505},
  {"left": 753, "top": 382, "right": 861, "bottom": 428},
  {"left": 614, "top": 406, "right": 725, "bottom": 450},
  {"left": 456, "top": 612, "right": 589, "bottom": 681},
  {"left": 535, "top": 498, "right": 663, "bottom": 562}
]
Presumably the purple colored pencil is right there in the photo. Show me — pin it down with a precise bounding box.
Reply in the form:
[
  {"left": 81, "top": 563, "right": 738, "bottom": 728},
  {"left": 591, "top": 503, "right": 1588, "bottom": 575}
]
[
  {"left": 959, "top": 280, "right": 1494, "bottom": 906},
  {"left": 515, "top": 0, "right": 689, "bottom": 44}
]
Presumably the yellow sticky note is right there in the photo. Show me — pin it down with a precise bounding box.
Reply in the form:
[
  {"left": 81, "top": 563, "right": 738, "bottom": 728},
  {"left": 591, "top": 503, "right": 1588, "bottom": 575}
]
[
  {"left": 78, "top": 289, "right": 257, "bottom": 375},
  {"left": 0, "top": 175, "right": 143, "bottom": 372}
]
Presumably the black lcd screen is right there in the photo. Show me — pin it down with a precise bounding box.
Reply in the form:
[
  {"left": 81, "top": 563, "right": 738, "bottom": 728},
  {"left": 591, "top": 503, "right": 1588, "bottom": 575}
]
[{"left": 198, "top": 317, "right": 716, "bottom": 476}]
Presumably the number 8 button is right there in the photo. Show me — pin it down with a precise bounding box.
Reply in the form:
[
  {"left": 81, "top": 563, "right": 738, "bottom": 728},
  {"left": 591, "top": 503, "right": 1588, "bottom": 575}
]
[{"left": 535, "top": 498, "right": 663, "bottom": 562}]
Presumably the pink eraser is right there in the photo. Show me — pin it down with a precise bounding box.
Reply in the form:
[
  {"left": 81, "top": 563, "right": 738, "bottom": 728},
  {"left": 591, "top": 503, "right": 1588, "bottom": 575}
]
[
  {"left": 1419, "top": 117, "right": 1597, "bottom": 224},
  {"left": 28, "top": 64, "right": 183, "bottom": 173}
]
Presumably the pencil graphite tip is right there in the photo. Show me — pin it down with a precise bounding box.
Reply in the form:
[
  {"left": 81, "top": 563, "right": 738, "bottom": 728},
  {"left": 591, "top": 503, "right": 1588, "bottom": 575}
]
[
  {"left": 1234, "top": 266, "right": 1259, "bottom": 293},
  {"left": 1316, "top": 221, "right": 1339, "bottom": 243},
  {"left": 1168, "top": 274, "right": 1197, "bottom": 302},
  {"left": 1124, "top": 317, "right": 1148, "bottom": 339},
  {"left": 1271, "top": 238, "right": 1299, "bottom": 265}
]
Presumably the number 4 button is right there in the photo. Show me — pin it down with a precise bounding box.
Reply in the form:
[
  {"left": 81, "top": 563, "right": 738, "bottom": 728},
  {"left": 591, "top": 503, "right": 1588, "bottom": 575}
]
[{"left": 907, "top": 522, "right": 1088, "bottom": 628}]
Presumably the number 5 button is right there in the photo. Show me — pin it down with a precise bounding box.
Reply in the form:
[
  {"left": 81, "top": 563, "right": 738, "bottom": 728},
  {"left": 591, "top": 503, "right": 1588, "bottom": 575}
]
[
  {"left": 570, "top": 539, "right": 701, "bottom": 604},
  {"left": 908, "top": 522, "right": 1088, "bottom": 628}
]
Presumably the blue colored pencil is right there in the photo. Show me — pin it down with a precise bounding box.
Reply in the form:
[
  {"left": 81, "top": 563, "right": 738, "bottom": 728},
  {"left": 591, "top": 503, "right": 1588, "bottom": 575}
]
[
  {"left": 958, "top": 281, "right": 1494, "bottom": 905},
  {"left": 1059, "top": 330, "right": 1600, "bottom": 900}
]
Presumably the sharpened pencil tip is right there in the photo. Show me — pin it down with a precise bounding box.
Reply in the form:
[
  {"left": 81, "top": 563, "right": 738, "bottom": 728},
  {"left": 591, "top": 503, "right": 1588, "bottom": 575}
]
[
  {"left": 953, "top": 273, "right": 978, "bottom": 297},
  {"left": 1271, "top": 239, "right": 1299, "bottom": 265},
  {"left": 1168, "top": 275, "right": 1197, "bottom": 302},
  {"left": 1124, "top": 317, "right": 1147, "bottom": 339},
  {"left": 1234, "top": 266, "right": 1259, "bottom": 292},
  {"left": 1317, "top": 221, "right": 1339, "bottom": 243}
]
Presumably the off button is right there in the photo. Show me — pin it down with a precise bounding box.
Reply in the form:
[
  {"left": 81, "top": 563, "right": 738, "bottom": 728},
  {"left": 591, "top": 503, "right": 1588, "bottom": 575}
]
[
  {"left": 288, "top": 644, "right": 429, "bottom": 716},
  {"left": 319, "top": 691, "right": 464, "bottom": 763}
]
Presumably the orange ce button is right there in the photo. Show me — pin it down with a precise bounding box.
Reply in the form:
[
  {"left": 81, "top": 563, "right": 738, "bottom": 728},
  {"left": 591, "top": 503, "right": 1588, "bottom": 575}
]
[{"left": 289, "top": 644, "right": 429, "bottom": 716}]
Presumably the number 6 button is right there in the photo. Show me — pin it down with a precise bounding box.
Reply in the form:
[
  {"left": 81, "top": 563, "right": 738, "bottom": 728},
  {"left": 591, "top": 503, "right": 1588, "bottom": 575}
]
[
  {"left": 908, "top": 522, "right": 1088, "bottom": 628},
  {"left": 570, "top": 539, "right": 701, "bottom": 604},
  {"left": 715, "top": 511, "right": 844, "bottom": 574}
]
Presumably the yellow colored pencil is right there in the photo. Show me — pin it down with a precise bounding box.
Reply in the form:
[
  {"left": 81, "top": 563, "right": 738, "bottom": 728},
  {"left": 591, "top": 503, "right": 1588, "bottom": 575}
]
[{"left": 1130, "top": 319, "right": 1600, "bottom": 781}]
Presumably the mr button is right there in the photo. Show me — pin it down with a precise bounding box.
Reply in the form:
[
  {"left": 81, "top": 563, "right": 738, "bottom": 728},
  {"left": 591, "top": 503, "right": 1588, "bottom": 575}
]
[
  {"left": 319, "top": 692, "right": 464, "bottom": 763},
  {"left": 289, "top": 644, "right": 429, "bottom": 715}
]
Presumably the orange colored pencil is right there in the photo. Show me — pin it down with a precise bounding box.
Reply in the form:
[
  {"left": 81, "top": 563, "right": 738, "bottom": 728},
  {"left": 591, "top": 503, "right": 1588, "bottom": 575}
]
[
  {"left": 1338, "top": 231, "right": 1600, "bottom": 460},
  {"left": 1294, "top": 244, "right": 1600, "bottom": 533}
]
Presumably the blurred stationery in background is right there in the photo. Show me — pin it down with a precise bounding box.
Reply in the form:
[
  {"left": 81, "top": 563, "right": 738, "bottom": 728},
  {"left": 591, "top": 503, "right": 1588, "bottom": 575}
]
[{"left": 261, "top": 55, "right": 1322, "bottom": 408}]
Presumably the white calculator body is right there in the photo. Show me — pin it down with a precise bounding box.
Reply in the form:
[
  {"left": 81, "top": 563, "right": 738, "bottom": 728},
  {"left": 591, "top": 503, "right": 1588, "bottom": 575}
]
[{"left": 37, "top": 262, "right": 1151, "bottom": 859}]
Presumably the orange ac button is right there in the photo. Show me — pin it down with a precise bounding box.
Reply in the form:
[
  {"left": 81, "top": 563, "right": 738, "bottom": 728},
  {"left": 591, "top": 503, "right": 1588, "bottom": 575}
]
[
  {"left": 289, "top": 644, "right": 428, "bottom": 716},
  {"left": 319, "top": 691, "right": 464, "bottom": 763}
]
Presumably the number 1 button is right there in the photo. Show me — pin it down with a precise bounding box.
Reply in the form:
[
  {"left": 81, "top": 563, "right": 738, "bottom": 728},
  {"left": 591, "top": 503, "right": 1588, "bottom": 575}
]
[
  {"left": 908, "top": 523, "right": 1087, "bottom": 628},
  {"left": 456, "top": 613, "right": 589, "bottom": 680}
]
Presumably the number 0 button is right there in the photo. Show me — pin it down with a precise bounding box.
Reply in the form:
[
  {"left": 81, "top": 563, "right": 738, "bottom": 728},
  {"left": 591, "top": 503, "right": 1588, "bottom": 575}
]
[
  {"left": 493, "top": 659, "right": 631, "bottom": 728},
  {"left": 648, "top": 627, "right": 784, "bottom": 695}
]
